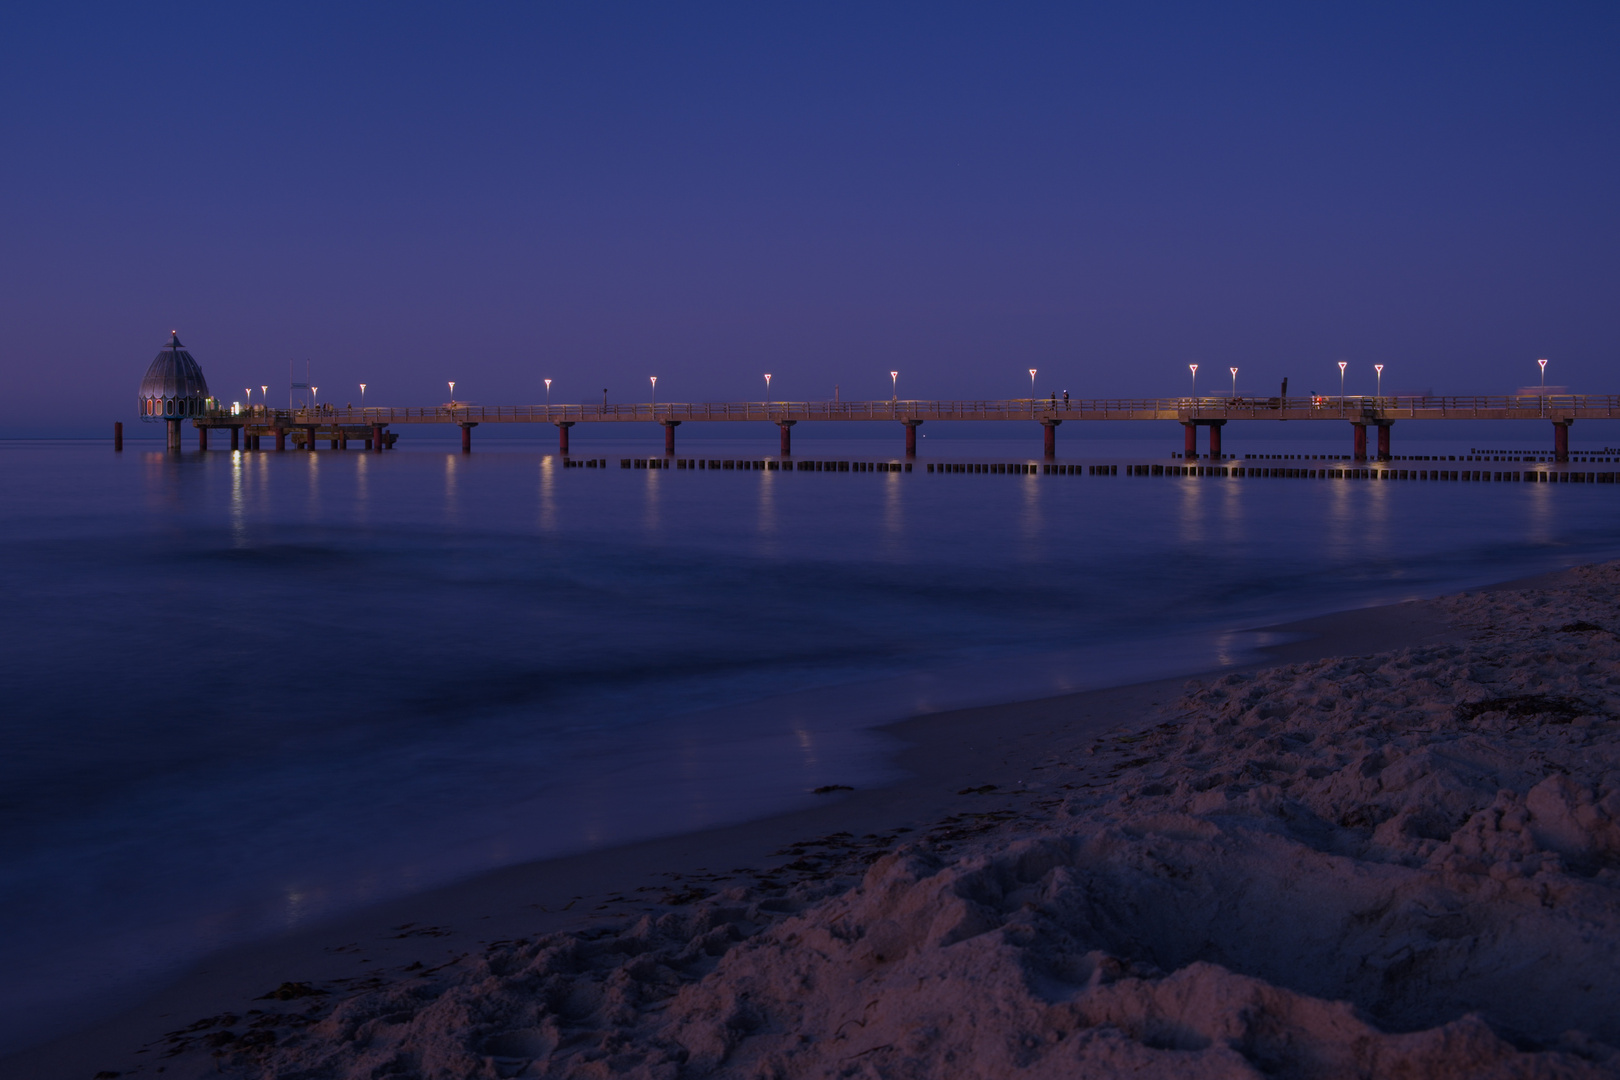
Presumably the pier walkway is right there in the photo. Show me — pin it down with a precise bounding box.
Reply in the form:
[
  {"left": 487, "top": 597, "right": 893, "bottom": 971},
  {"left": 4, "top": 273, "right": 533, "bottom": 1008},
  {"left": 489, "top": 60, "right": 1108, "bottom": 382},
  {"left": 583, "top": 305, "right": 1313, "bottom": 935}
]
[{"left": 172, "top": 393, "right": 1620, "bottom": 462}]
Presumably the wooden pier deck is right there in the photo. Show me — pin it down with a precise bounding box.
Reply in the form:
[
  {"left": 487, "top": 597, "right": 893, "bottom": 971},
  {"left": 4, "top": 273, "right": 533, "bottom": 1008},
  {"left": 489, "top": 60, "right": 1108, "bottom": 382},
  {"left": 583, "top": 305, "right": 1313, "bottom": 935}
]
[
  {"left": 207, "top": 393, "right": 1620, "bottom": 427},
  {"left": 178, "top": 393, "right": 1620, "bottom": 462}
]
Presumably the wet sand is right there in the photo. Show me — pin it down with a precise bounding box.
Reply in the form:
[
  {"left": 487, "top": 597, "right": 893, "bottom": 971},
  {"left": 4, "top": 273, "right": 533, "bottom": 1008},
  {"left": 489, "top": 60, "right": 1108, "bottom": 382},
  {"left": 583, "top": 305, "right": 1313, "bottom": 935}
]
[{"left": 12, "top": 565, "right": 1617, "bottom": 1079}]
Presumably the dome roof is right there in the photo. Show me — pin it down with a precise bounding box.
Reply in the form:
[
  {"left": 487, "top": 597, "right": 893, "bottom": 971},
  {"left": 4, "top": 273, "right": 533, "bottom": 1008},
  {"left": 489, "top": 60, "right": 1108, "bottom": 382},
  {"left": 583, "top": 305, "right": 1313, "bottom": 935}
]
[{"left": 138, "top": 332, "right": 212, "bottom": 419}]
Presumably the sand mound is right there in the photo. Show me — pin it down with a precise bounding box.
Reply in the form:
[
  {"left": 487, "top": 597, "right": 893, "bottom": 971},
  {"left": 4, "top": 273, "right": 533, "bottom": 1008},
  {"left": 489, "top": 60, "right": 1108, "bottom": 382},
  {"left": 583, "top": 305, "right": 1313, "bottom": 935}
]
[{"left": 148, "top": 564, "right": 1620, "bottom": 1079}]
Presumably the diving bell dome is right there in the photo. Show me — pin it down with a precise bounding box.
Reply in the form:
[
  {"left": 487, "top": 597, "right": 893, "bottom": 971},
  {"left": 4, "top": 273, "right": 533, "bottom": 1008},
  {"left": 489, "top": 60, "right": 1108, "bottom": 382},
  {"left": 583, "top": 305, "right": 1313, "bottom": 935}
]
[{"left": 138, "top": 332, "right": 213, "bottom": 420}]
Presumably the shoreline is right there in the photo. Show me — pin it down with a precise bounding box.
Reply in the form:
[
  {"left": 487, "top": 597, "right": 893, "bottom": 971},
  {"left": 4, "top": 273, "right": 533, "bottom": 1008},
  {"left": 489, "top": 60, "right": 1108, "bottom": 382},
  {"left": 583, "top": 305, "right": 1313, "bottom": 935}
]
[{"left": 3, "top": 563, "right": 1532, "bottom": 1080}]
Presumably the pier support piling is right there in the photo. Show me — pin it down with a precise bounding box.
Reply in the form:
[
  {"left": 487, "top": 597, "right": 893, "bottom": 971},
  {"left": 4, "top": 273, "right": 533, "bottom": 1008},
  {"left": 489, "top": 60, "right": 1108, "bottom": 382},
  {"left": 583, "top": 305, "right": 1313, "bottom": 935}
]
[
  {"left": 166, "top": 418, "right": 182, "bottom": 452},
  {"left": 460, "top": 422, "right": 478, "bottom": 453},
  {"left": 662, "top": 420, "right": 681, "bottom": 455},
  {"left": 1376, "top": 422, "right": 1392, "bottom": 461},
  {"left": 1553, "top": 420, "right": 1572, "bottom": 463},
  {"left": 371, "top": 424, "right": 384, "bottom": 452},
  {"left": 113, "top": 422, "right": 123, "bottom": 451},
  {"left": 1351, "top": 423, "right": 1367, "bottom": 461},
  {"left": 230, "top": 426, "right": 240, "bottom": 450},
  {"left": 779, "top": 420, "right": 795, "bottom": 456},
  {"left": 556, "top": 421, "right": 574, "bottom": 455},
  {"left": 1042, "top": 418, "right": 1061, "bottom": 460},
  {"left": 304, "top": 426, "right": 319, "bottom": 451},
  {"left": 903, "top": 419, "right": 923, "bottom": 457},
  {"left": 197, "top": 426, "right": 209, "bottom": 451},
  {"left": 274, "top": 427, "right": 286, "bottom": 451},
  {"left": 1180, "top": 419, "right": 1225, "bottom": 459}
]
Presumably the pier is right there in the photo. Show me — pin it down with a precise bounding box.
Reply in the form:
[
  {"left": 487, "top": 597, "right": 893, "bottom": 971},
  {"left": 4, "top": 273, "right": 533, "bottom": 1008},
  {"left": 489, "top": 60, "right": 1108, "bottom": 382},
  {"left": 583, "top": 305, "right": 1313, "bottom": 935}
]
[{"left": 175, "top": 393, "right": 1620, "bottom": 463}]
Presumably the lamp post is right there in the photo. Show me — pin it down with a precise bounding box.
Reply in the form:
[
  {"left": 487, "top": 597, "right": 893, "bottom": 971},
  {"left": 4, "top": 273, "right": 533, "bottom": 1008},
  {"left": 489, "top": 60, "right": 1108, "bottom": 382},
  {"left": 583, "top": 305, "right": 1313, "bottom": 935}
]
[
  {"left": 1337, "top": 361, "right": 1346, "bottom": 403},
  {"left": 261, "top": 385, "right": 268, "bottom": 409},
  {"left": 245, "top": 387, "right": 252, "bottom": 408},
  {"left": 1189, "top": 363, "right": 1198, "bottom": 398},
  {"left": 1229, "top": 367, "right": 1238, "bottom": 398},
  {"left": 1374, "top": 364, "right": 1383, "bottom": 399},
  {"left": 1538, "top": 358, "right": 1548, "bottom": 415},
  {"left": 650, "top": 376, "right": 657, "bottom": 406},
  {"left": 1029, "top": 368, "right": 1037, "bottom": 397},
  {"left": 544, "top": 378, "right": 551, "bottom": 408},
  {"left": 448, "top": 381, "right": 455, "bottom": 402},
  {"left": 764, "top": 373, "right": 772, "bottom": 401},
  {"left": 359, "top": 383, "right": 367, "bottom": 410},
  {"left": 890, "top": 371, "right": 898, "bottom": 400}
]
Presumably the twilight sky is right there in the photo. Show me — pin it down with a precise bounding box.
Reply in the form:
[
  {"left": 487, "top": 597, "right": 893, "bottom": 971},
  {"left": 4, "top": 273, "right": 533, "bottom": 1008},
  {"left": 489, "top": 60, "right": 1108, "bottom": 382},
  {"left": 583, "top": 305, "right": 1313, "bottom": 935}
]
[{"left": 2, "top": 2, "right": 1617, "bottom": 432}]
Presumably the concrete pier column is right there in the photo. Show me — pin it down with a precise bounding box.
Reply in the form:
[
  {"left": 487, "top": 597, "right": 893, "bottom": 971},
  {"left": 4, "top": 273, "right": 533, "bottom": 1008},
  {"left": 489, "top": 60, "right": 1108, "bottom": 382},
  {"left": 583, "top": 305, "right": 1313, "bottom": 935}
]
[
  {"left": 1207, "top": 420, "right": 1224, "bottom": 459},
  {"left": 305, "top": 426, "right": 319, "bottom": 451},
  {"left": 1183, "top": 422, "right": 1197, "bottom": 458},
  {"left": 166, "top": 418, "right": 182, "bottom": 451},
  {"left": 330, "top": 435, "right": 339, "bottom": 449},
  {"left": 114, "top": 422, "right": 123, "bottom": 451},
  {"left": 778, "top": 420, "right": 796, "bottom": 456},
  {"left": 274, "top": 427, "right": 286, "bottom": 451},
  {"left": 338, "top": 433, "right": 347, "bottom": 450},
  {"left": 662, "top": 420, "right": 681, "bottom": 455},
  {"left": 1351, "top": 423, "right": 1367, "bottom": 461},
  {"left": 460, "top": 422, "right": 478, "bottom": 452},
  {"left": 903, "top": 419, "right": 923, "bottom": 457},
  {"left": 230, "top": 426, "right": 240, "bottom": 450},
  {"left": 1554, "top": 420, "right": 1572, "bottom": 462},
  {"left": 197, "top": 426, "right": 209, "bottom": 451},
  {"left": 1376, "top": 422, "right": 1392, "bottom": 461},
  {"left": 372, "top": 424, "right": 384, "bottom": 452},
  {"left": 1042, "top": 418, "right": 1062, "bottom": 460},
  {"left": 556, "top": 421, "right": 574, "bottom": 454}
]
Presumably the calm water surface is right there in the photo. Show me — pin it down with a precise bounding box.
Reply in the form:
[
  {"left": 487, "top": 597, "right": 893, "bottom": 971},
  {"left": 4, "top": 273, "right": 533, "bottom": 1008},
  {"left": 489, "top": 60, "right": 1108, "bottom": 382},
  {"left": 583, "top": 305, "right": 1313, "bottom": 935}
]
[{"left": 2, "top": 435, "right": 1617, "bottom": 1051}]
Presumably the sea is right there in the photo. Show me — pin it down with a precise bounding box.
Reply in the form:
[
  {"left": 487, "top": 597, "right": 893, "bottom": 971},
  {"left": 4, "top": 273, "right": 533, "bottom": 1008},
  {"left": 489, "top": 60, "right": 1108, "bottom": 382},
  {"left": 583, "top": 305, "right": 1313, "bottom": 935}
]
[{"left": 3, "top": 430, "right": 1618, "bottom": 1053}]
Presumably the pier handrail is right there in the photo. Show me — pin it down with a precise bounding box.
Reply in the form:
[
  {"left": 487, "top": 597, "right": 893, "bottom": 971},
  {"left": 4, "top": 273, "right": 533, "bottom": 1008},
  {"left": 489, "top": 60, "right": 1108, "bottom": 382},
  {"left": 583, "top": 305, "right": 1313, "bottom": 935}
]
[{"left": 208, "top": 393, "right": 1620, "bottom": 426}]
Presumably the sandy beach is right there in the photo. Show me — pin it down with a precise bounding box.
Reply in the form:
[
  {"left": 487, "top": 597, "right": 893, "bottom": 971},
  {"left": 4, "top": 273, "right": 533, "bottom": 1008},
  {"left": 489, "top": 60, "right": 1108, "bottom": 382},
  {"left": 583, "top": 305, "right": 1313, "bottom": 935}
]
[{"left": 16, "top": 563, "right": 1620, "bottom": 1080}]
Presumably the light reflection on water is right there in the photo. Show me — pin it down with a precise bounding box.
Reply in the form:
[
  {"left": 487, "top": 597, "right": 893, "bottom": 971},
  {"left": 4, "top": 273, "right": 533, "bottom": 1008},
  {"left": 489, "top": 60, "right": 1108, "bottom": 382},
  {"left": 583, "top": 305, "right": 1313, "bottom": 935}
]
[
  {"left": 643, "top": 464, "right": 661, "bottom": 533},
  {"left": 1018, "top": 472, "right": 1041, "bottom": 557},
  {"left": 538, "top": 454, "right": 557, "bottom": 533},
  {"left": 352, "top": 448, "right": 369, "bottom": 527},
  {"left": 1178, "top": 472, "right": 1205, "bottom": 545},
  {"left": 0, "top": 436, "right": 1615, "bottom": 1053},
  {"left": 229, "top": 451, "right": 246, "bottom": 547},
  {"left": 757, "top": 465, "right": 777, "bottom": 542}
]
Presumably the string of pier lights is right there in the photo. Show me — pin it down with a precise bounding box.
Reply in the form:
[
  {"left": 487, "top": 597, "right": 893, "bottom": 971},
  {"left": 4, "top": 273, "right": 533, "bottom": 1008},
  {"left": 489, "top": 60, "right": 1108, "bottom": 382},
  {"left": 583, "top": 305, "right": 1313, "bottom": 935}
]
[
  {"left": 1221, "top": 358, "right": 1556, "bottom": 407},
  {"left": 441, "top": 357, "right": 1561, "bottom": 417}
]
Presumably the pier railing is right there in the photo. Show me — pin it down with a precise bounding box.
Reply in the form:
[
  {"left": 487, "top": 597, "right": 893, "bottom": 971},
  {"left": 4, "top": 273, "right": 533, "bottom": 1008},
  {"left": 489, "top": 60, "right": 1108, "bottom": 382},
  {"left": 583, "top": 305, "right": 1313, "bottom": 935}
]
[{"left": 217, "top": 394, "right": 1620, "bottom": 426}]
